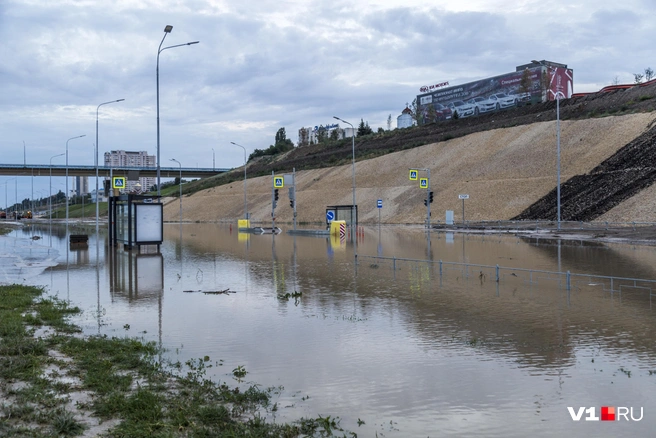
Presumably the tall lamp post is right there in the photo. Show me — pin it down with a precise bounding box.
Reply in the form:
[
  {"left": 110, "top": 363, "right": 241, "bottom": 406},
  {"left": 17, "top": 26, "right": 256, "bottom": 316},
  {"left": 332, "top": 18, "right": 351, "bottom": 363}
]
[
  {"left": 156, "top": 24, "right": 199, "bottom": 198},
  {"left": 170, "top": 158, "right": 182, "bottom": 224},
  {"left": 49, "top": 153, "right": 65, "bottom": 232},
  {"left": 96, "top": 99, "right": 124, "bottom": 239},
  {"left": 66, "top": 135, "right": 86, "bottom": 235},
  {"left": 3, "top": 178, "right": 16, "bottom": 218},
  {"left": 333, "top": 116, "right": 357, "bottom": 248},
  {"left": 556, "top": 90, "right": 562, "bottom": 230},
  {"left": 212, "top": 148, "right": 215, "bottom": 170},
  {"left": 229, "top": 142, "right": 248, "bottom": 219}
]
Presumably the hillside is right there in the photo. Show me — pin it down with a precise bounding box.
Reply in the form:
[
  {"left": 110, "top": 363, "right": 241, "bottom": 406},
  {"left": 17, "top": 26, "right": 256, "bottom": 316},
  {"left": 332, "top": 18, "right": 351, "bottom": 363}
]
[
  {"left": 164, "top": 111, "right": 656, "bottom": 225},
  {"left": 165, "top": 81, "right": 656, "bottom": 225}
]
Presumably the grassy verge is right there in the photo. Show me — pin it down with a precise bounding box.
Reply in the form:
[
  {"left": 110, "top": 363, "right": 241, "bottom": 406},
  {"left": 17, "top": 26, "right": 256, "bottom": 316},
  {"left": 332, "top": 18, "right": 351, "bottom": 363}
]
[
  {"left": 47, "top": 202, "right": 109, "bottom": 220},
  {"left": 0, "top": 285, "right": 352, "bottom": 437}
]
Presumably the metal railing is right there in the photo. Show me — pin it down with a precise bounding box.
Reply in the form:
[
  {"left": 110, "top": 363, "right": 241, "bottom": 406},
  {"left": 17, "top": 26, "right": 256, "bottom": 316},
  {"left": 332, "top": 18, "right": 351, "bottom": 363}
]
[
  {"left": 431, "top": 219, "right": 656, "bottom": 231},
  {"left": 357, "top": 254, "right": 656, "bottom": 298}
]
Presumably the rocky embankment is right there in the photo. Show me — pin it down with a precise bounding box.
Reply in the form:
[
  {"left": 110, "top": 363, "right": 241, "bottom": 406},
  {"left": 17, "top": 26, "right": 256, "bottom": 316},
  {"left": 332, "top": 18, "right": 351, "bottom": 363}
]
[{"left": 514, "top": 120, "right": 656, "bottom": 221}]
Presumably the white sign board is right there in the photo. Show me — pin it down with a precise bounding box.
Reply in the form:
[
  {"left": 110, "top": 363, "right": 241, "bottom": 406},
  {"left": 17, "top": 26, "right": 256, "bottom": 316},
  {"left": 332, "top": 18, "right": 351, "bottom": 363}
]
[
  {"left": 135, "top": 204, "right": 163, "bottom": 243},
  {"left": 446, "top": 210, "right": 454, "bottom": 225},
  {"left": 458, "top": 194, "right": 469, "bottom": 199}
]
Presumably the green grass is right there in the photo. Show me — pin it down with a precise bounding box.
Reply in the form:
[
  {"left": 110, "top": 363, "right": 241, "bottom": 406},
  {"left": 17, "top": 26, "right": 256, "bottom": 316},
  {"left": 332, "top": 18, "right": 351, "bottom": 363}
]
[
  {"left": 0, "top": 285, "right": 353, "bottom": 437},
  {"left": 47, "top": 201, "right": 109, "bottom": 219}
]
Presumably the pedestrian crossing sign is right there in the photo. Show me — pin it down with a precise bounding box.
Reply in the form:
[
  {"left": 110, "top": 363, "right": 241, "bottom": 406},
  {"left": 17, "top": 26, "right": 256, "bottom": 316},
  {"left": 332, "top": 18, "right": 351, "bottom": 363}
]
[
  {"left": 419, "top": 178, "right": 428, "bottom": 188},
  {"left": 274, "top": 176, "right": 284, "bottom": 188},
  {"left": 409, "top": 170, "right": 418, "bottom": 181},
  {"left": 112, "top": 177, "right": 126, "bottom": 189}
]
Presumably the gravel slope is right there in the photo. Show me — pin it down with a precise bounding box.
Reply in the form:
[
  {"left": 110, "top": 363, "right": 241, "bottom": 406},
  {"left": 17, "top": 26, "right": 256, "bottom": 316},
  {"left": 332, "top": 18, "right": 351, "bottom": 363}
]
[{"left": 164, "top": 112, "right": 656, "bottom": 225}]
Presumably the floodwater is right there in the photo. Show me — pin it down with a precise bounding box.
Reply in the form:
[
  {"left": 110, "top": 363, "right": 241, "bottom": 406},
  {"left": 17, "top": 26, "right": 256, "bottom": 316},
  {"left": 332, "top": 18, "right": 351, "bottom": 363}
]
[{"left": 4, "top": 222, "right": 656, "bottom": 437}]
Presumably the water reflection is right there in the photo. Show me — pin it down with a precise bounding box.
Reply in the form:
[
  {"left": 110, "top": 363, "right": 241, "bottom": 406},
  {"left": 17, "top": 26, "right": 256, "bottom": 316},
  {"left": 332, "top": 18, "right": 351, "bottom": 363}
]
[
  {"left": 7, "top": 223, "right": 656, "bottom": 437},
  {"left": 108, "top": 251, "right": 164, "bottom": 301}
]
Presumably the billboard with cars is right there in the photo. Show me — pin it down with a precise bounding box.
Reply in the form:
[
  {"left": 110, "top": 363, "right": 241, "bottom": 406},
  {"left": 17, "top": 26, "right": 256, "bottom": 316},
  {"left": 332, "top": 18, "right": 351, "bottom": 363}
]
[{"left": 416, "top": 63, "right": 573, "bottom": 125}]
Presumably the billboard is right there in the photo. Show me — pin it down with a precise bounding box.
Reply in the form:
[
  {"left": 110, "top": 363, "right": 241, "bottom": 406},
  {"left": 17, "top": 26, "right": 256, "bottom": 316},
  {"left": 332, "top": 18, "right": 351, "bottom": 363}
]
[{"left": 416, "top": 64, "right": 573, "bottom": 125}]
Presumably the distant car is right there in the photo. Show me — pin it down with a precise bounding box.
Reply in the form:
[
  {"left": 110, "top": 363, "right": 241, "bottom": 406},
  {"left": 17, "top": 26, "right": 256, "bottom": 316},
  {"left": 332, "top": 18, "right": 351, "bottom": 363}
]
[
  {"left": 516, "top": 92, "right": 533, "bottom": 105},
  {"left": 467, "top": 96, "right": 496, "bottom": 115},
  {"left": 488, "top": 93, "right": 518, "bottom": 110},
  {"left": 433, "top": 103, "right": 453, "bottom": 121},
  {"left": 448, "top": 100, "right": 476, "bottom": 118},
  {"left": 0, "top": 211, "right": 5, "bottom": 219},
  {"left": 421, "top": 103, "right": 452, "bottom": 123}
]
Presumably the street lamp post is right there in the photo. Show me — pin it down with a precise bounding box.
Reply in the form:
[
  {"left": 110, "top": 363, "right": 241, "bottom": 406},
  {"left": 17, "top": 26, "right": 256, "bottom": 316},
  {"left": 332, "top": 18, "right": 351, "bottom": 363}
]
[
  {"left": 156, "top": 25, "right": 199, "bottom": 198},
  {"left": 556, "top": 91, "right": 562, "bottom": 230},
  {"left": 212, "top": 148, "right": 215, "bottom": 170},
  {"left": 3, "top": 178, "right": 15, "bottom": 218},
  {"left": 3, "top": 178, "right": 17, "bottom": 219},
  {"left": 229, "top": 142, "right": 248, "bottom": 219},
  {"left": 49, "top": 153, "right": 65, "bottom": 230},
  {"left": 96, "top": 99, "right": 125, "bottom": 239},
  {"left": 333, "top": 116, "right": 357, "bottom": 250},
  {"left": 170, "top": 158, "right": 182, "bottom": 224},
  {"left": 66, "top": 135, "right": 86, "bottom": 235}
]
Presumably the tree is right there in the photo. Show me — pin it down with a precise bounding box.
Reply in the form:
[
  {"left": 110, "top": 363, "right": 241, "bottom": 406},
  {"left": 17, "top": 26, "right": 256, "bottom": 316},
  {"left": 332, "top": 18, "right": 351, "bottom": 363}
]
[
  {"left": 377, "top": 127, "right": 385, "bottom": 134},
  {"left": 357, "top": 119, "right": 373, "bottom": 136},
  {"left": 426, "top": 105, "right": 438, "bottom": 124},
  {"left": 275, "top": 127, "right": 287, "bottom": 145},
  {"left": 274, "top": 127, "right": 294, "bottom": 150},
  {"left": 298, "top": 127, "right": 309, "bottom": 147},
  {"left": 540, "top": 68, "right": 553, "bottom": 97},
  {"left": 410, "top": 98, "right": 418, "bottom": 122},
  {"left": 387, "top": 114, "right": 392, "bottom": 131},
  {"left": 316, "top": 125, "right": 327, "bottom": 144},
  {"left": 634, "top": 73, "right": 644, "bottom": 84},
  {"left": 611, "top": 76, "right": 620, "bottom": 85},
  {"left": 329, "top": 128, "right": 340, "bottom": 141},
  {"left": 519, "top": 68, "right": 532, "bottom": 94},
  {"left": 645, "top": 67, "right": 654, "bottom": 81}
]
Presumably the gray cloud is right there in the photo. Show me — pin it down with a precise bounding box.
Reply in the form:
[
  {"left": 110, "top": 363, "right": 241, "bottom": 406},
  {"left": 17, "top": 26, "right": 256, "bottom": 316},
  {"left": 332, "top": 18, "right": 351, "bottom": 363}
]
[{"left": 0, "top": 0, "right": 654, "bottom": 202}]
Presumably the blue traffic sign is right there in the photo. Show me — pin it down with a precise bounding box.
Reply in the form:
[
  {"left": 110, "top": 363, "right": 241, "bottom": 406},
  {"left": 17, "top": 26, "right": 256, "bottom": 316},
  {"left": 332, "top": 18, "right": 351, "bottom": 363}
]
[
  {"left": 326, "top": 210, "right": 335, "bottom": 222},
  {"left": 377, "top": 199, "right": 383, "bottom": 208}
]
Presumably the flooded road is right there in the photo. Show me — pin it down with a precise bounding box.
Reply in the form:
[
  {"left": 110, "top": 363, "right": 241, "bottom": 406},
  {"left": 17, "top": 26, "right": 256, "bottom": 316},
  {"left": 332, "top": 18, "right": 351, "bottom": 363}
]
[{"left": 5, "top": 222, "right": 656, "bottom": 437}]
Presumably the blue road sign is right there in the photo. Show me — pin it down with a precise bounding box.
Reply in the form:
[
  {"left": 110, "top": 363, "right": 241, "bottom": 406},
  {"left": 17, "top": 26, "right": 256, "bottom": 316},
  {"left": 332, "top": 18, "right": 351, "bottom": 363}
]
[
  {"left": 377, "top": 199, "right": 383, "bottom": 208},
  {"left": 274, "top": 177, "right": 284, "bottom": 188},
  {"left": 326, "top": 210, "right": 335, "bottom": 222}
]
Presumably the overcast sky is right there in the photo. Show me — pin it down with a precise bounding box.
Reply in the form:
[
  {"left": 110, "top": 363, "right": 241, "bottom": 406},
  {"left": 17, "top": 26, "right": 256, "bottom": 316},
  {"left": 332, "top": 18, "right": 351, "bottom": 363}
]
[{"left": 0, "top": 0, "right": 654, "bottom": 203}]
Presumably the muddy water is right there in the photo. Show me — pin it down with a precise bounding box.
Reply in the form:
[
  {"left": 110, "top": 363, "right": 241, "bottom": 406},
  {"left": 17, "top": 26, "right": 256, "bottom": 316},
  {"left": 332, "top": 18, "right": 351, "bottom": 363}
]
[{"left": 8, "top": 223, "right": 656, "bottom": 437}]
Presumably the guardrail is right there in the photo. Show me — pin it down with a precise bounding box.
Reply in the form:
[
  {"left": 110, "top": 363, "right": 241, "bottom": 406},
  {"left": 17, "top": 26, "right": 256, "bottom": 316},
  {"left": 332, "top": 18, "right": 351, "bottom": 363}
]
[
  {"left": 357, "top": 255, "right": 656, "bottom": 302},
  {"left": 430, "top": 219, "right": 656, "bottom": 231}
]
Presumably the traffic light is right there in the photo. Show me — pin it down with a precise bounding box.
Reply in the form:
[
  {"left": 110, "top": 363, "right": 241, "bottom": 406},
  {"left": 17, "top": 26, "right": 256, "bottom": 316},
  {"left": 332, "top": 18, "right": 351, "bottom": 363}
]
[
  {"left": 429, "top": 191, "right": 434, "bottom": 203},
  {"left": 290, "top": 199, "right": 294, "bottom": 208},
  {"left": 274, "top": 189, "right": 279, "bottom": 201},
  {"left": 423, "top": 199, "right": 428, "bottom": 206}
]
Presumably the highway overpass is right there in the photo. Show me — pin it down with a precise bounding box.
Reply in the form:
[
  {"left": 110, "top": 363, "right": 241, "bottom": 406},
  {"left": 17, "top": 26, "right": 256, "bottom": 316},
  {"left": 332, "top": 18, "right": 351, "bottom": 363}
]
[{"left": 0, "top": 164, "right": 230, "bottom": 178}]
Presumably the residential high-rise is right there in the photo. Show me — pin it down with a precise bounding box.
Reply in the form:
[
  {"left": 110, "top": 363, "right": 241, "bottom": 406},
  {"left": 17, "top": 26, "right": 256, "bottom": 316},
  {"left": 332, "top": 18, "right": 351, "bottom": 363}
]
[{"left": 104, "top": 150, "right": 156, "bottom": 193}]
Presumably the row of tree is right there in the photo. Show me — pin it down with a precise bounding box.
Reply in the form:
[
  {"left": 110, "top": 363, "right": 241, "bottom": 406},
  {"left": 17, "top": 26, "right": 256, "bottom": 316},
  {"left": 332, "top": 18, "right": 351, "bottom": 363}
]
[
  {"left": 610, "top": 67, "right": 654, "bottom": 85},
  {"left": 633, "top": 67, "right": 654, "bottom": 84},
  {"left": 2, "top": 191, "right": 66, "bottom": 212},
  {"left": 248, "top": 128, "right": 295, "bottom": 161},
  {"left": 251, "top": 120, "right": 380, "bottom": 156}
]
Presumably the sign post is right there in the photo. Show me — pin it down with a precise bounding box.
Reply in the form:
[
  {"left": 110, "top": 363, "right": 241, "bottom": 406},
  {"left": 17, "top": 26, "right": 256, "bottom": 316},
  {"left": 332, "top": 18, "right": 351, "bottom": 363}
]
[
  {"left": 377, "top": 199, "right": 382, "bottom": 228},
  {"left": 459, "top": 194, "right": 469, "bottom": 224},
  {"left": 410, "top": 168, "right": 431, "bottom": 228}
]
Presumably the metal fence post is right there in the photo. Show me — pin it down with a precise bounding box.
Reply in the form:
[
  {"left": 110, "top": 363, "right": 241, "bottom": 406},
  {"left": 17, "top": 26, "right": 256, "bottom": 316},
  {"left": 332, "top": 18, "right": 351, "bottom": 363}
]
[
  {"left": 566, "top": 270, "right": 571, "bottom": 291},
  {"left": 496, "top": 264, "right": 500, "bottom": 283}
]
